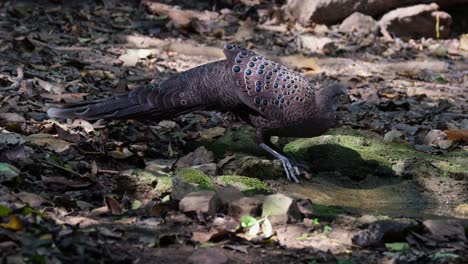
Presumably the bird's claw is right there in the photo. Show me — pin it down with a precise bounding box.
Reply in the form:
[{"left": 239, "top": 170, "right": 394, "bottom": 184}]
[{"left": 279, "top": 156, "right": 300, "bottom": 183}]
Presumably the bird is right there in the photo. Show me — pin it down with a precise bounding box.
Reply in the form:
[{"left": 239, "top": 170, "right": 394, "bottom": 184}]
[{"left": 47, "top": 44, "right": 349, "bottom": 183}]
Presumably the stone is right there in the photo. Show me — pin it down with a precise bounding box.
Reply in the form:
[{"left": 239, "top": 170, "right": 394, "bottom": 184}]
[
  {"left": 262, "top": 193, "right": 302, "bottom": 225},
  {"left": 228, "top": 195, "right": 265, "bottom": 219},
  {"left": 454, "top": 204, "right": 468, "bottom": 217},
  {"left": 339, "top": 12, "right": 379, "bottom": 36},
  {"left": 383, "top": 129, "right": 406, "bottom": 143},
  {"left": 352, "top": 219, "right": 418, "bottom": 247},
  {"left": 179, "top": 191, "right": 216, "bottom": 214},
  {"left": 423, "top": 219, "right": 467, "bottom": 242},
  {"left": 299, "top": 35, "right": 336, "bottom": 54},
  {"left": 283, "top": 0, "right": 466, "bottom": 26},
  {"left": 220, "top": 156, "right": 284, "bottom": 181},
  {"left": 192, "top": 163, "right": 217, "bottom": 176},
  {"left": 175, "top": 146, "right": 214, "bottom": 168},
  {"left": 0, "top": 113, "right": 25, "bottom": 123},
  {"left": 424, "top": 129, "right": 453, "bottom": 150},
  {"left": 208, "top": 186, "right": 244, "bottom": 216},
  {"left": 379, "top": 3, "right": 452, "bottom": 40},
  {"left": 117, "top": 169, "right": 172, "bottom": 200}
]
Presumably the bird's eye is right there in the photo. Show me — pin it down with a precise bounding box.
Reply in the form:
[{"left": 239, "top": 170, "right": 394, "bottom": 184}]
[{"left": 339, "top": 94, "right": 345, "bottom": 101}]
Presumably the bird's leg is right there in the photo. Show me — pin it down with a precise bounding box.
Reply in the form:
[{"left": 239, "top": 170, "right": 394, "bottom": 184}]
[{"left": 259, "top": 143, "right": 300, "bottom": 183}]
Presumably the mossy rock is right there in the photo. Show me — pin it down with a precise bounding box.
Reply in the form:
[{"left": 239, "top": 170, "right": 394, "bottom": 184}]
[
  {"left": 221, "top": 155, "right": 284, "bottom": 180},
  {"left": 175, "top": 167, "right": 216, "bottom": 190},
  {"left": 0, "top": 163, "right": 20, "bottom": 183},
  {"left": 117, "top": 169, "right": 172, "bottom": 200},
  {"left": 216, "top": 175, "right": 272, "bottom": 195},
  {"left": 205, "top": 126, "right": 263, "bottom": 158},
  {"left": 284, "top": 128, "right": 467, "bottom": 179}
]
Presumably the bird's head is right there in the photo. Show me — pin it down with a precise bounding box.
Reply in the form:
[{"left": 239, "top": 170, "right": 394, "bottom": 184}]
[{"left": 316, "top": 84, "right": 349, "bottom": 112}]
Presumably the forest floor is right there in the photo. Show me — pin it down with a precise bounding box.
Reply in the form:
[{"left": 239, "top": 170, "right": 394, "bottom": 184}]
[{"left": 0, "top": 0, "right": 467, "bottom": 263}]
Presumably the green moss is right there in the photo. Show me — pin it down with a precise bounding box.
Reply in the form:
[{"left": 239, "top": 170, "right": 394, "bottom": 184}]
[
  {"left": 205, "top": 126, "right": 263, "bottom": 157},
  {"left": 216, "top": 175, "right": 272, "bottom": 195},
  {"left": 284, "top": 128, "right": 467, "bottom": 177},
  {"left": 221, "top": 156, "right": 284, "bottom": 180},
  {"left": 311, "top": 204, "right": 346, "bottom": 219},
  {"left": 176, "top": 167, "right": 215, "bottom": 190}
]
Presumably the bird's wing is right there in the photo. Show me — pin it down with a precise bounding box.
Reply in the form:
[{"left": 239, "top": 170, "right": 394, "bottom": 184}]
[{"left": 223, "top": 44, "right": 315, "bottom": 120}]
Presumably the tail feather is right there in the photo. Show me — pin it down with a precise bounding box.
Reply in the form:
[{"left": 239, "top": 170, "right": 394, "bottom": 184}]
[{"left": 47, "top": 92, "right": 153, "bottom": 120}]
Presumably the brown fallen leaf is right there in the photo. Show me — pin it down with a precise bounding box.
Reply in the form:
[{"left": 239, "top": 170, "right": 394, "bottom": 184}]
[
  {"left": 16, "top": 191, "right": 48, "bottom": 208},
  {"left": 27, "top": 134, "right": 72, "bottom": 153},
  {"left": 105, "top": 196, "right": 123, "bottom": 215},
  {"left": 0, "top": 215, "right": 23, "bottom": 231},
  {"left": 444, "top": 130, "right": 468, "bottom": 141}
]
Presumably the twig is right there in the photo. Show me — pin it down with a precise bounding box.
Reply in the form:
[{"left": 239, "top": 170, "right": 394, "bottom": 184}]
[
  {"left": 0, "top": 67, "right": 23, "bottom": 91},
  {"left": 36, "top": 158, "right": 84, "bottom": 178},
  {"left": 98, "top": 169, "right": 120, "bottom": 174}
]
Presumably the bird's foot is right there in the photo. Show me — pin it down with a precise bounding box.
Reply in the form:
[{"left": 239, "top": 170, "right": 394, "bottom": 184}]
[{"left": 259, "top": 143, "right": 301, "bottom": 183}]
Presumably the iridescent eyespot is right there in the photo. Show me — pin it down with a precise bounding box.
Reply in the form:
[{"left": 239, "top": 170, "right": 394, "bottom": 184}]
[
  {"left": 274, "top": 100, "right": 279, "bottom": 105},
  {"left": 233, "top": 66, "right": 241, "bottom": 72},
  {"left": 251, "top": 57, "right": 257, "bottom": 61},
  {"left": 249, "top": 62, "right": 254, "bottom": 67},
  {"left": 262, "top": 99, "right": 268, "bottom": 105},
  {"left": 287, "top": 84, "right": 291, "bottom": 88},
  {"left": 226, "top": 44, "right": 233, "bottom": 49},
  {"left": 255, "top": 98, "right": 261, "bottom": 104},
  {"left": 256, "top": 81, "right": 261, "bottom": 86},
  {"left": 145, "top": 84, "right": 155, "bottom": 91},
  {"left": 257, "top": 70, "right": 263, "bottom": 74},
  {"left": 274, "top": 83, "right": 279, "bottom": 88},
  {"left": 255, "top": 86, "right": 262, "bottom": 92},
  {"left": 241, "top": 51, "right": 247, "bottom": 56},
  {"left": 259, "top": 65, "right": 265, "bottom": 69},
  {"left": 245, "top": 69, "right": 252, "bottom": 75},
  {"left": 235, "top": 57, "right": 242, "bottom": 63}
]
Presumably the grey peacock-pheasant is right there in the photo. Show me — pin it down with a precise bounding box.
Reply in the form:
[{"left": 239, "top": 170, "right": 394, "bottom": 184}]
[{"left": 47, "top": 44, "right": 349, "bottom": 182}]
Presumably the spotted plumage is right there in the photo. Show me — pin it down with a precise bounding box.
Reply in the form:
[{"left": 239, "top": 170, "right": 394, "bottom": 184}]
[{"left": 47, "top": 44, "right": 348, "bottom": 182}]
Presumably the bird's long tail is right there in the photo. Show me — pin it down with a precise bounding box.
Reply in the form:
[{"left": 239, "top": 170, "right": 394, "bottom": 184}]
[{"left": 47, "top": 88, "right": 156, "bottom": 120}]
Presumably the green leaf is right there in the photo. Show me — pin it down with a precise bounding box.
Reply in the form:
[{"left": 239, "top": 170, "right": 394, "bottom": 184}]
[
  {"left": 313, "top": 218, "right": 320, "bottom": 225},
  {"left": 241, "top": 215, "right": 258, "bottom": 228},
  {"left": 0, "top": 205, "right": 11, "bottom": 217},
  {"left": 432, "top": 252, "right": 459, "bottom": 259},
  {"left": 385, "top": 242, "right": 410, "bottom": 251},
  {"left": 131, "top": 200, "right": 142, "bottom": 210},
  {"left": 323, "top": 225, "right": 332, "bottom": 233},
  {"left": 31, "top": 254, "right": 46, "bottom": 264}
]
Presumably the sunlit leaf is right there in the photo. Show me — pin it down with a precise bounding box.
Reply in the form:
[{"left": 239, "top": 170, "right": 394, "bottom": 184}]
[
  {"left": 323, "top": 225, "right": 333, "bottom": 233},
  {"left": 241, "top": 215, "right": 258, "bottom": 228},
  {"left": 248, "top": 222, "right": 260, "bottom": 236},
  {"left": 432, "top": 252, "right": 459, "bottom": 259}
]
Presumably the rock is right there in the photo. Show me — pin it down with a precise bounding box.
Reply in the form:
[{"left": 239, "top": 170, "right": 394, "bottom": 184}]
[
  {"left": 352, "top": 219, "right": 418, "bottom": 247},
  {"left": 179, "top": 191, "right": 216, "bottom": 214},
  {"left": 0, "top": 163, "right": 20, "bottom": 183},
  {"left": 454, "top": 204, "right": 468, "bottom": 217},
  {"left": 229, "top": 195, "right": 265, "bottom": 219},
  {"left": 283, "top": 0, "right": 466, "bottom": 26},
  {"left": 171, "top": 168, "right": 216, "bottom": 201},
  {"left": 262, "top": 193, "right": 302, "bottom": 225},
  {"left": 117, "top": 169, "right": 172, "bottom": 200},
  {"left": 299, "top": 35, "right": 336, "bottom": 54},
  {"left": 0, "top": 113, "right": 25, "bottom": 123},
  {"left": 188, "top": 248, "right": 228, "bottom": 264},
  {"left": 192, "top": 163, "right": 217, "bottom": 176},
  {"left": 220, "top": 156, "right": 283, "bottom": 180},
  {"left": 216, "top": 175, "right": 271, "bottom": 195},
  {"left": 339, "top": 12, "right": 379, "bottom": 36},
  {"left": 424, "top": 130, "right": 453, "bottom": 150},
  {"left": 460, "top": 34, "right": 468, "bottom": 51},
  {"left": 379, "top": 4, "right": 452, "bottom": 40},
  {"left": 145, "top": 159, "right": 174, "bottom": 175},
  {"left": 207, "top": 126, "right": 262, "bottom": 157},
  {"left": 423, "top": 219, "right": 467, "bottom": 242},
  {"left": 175, "top": 146, "right": 214, "bottom": 168},
  {"left": 383, "top": 129, "right": 406, "bottom": 143},
  {"left": 208, "top": 186, "right": 244, "bottom": 216},
  {"left": 0, "top": 130, "right": 26, "bottom": 161}
]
